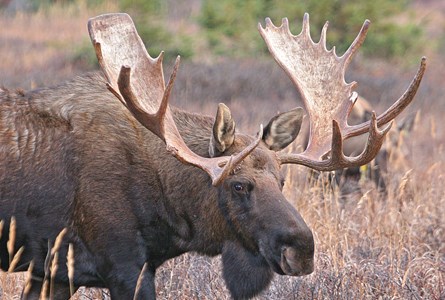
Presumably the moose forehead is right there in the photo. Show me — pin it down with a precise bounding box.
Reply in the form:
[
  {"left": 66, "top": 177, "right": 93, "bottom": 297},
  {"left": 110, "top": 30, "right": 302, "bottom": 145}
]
[{"left": 230, "top": 134, "right": 282, "bottom": 178}]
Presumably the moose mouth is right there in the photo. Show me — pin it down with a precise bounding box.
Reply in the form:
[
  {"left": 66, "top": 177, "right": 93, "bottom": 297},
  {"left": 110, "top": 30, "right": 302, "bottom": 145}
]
[
  {"left": 260, "top": 243, "right": 314, "bottom": 276},
  {"left": 279, "top": 246, "right": 314, "bottom": 276}
]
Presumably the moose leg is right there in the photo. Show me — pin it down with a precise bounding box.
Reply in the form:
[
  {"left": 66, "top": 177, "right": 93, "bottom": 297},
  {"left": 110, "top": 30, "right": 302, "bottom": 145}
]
[{"left": 107, "top": 264, "right": 156, "bottom": 300}]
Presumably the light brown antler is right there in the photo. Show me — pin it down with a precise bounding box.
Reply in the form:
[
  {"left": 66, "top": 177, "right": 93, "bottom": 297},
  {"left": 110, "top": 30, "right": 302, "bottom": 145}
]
[
  {"left": 259, "top": 13, "right": 426, "bottom": 171},
  {"left": 88, "top": 13, "right": 262, "bottom": 185}
]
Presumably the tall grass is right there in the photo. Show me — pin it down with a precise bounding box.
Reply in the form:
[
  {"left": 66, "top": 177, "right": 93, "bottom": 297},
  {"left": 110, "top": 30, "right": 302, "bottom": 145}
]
[
  {"left": 150, "top": 112, "right": 443, "bottom": 299},
  {"left": 0, "top": 0, "right": 119, "bottom": 88}
]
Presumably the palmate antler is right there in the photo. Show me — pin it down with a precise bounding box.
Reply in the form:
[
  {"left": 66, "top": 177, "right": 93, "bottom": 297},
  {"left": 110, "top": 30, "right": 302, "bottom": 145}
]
[
  {"left": 88, "top": 13, "right": 262, "bottom": 186},
  {"left": 259, "top": 14, "right": 426, "bottom": 171}
]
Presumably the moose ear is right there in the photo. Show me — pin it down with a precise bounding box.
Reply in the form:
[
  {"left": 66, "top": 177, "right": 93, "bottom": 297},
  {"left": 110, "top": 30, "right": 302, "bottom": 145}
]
[
  {"left": 263, "top": 107, "right": 304, "bottom": 151},
  {"left": 209, "top": 103, "right": 236, "bottom": 157}
]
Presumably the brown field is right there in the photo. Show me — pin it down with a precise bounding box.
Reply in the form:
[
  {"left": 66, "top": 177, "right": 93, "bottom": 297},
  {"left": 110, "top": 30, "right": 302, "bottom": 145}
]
[{"left": 0, "top": 1, "right": 444, "bottom": 299}]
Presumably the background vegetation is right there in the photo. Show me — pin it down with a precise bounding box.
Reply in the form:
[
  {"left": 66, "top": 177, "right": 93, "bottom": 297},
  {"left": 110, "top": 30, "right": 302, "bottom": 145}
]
[
  {"left": 3, "top": 0, "right": 426, "bottom": 62},
  {"left": 0, "top": 0, "right": 444, "bottom": 299},
  {"left": 200, "top": 0, "right": 423, "bottom": 59}
]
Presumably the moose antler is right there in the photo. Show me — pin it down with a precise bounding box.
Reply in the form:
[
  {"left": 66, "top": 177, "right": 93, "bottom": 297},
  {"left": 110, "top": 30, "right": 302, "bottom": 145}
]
[
  {"left": 259, "top": 13, "right": 426, "bottom": 170},
  {"left": 88, "top": 13, "right": 262, "bottom": 185}
]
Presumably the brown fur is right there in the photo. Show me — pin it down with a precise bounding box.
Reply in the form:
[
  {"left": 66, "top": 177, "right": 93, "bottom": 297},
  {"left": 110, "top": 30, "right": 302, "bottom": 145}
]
[{"left": 0, "top": 72, "right": 313, "bottom": 299}]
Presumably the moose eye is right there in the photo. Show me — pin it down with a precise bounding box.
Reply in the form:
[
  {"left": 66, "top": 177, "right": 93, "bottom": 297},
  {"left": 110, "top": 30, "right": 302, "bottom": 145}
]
[{"left": 233, "top": 183, "right": 244, "bottom": 192}]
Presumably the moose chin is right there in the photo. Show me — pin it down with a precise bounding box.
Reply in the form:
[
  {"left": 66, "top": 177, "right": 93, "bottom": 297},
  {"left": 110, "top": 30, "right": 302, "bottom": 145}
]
[{"left": 0, "top": 12, "right": 425, "bottom": 300}]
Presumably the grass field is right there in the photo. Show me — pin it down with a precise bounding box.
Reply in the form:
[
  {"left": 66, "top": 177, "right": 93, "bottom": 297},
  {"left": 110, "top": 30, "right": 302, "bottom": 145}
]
[{"left": 0, "top": 1, "right": 444, "bottom": 299}]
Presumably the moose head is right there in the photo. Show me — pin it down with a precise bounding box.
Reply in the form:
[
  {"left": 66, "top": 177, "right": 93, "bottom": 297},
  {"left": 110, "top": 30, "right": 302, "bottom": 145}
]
[{"left": 85, "top": 13, "right": 425, "bottom": 298}]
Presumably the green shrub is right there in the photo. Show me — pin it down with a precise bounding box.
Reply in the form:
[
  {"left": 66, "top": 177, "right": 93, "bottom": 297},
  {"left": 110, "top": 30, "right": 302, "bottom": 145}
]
[
  {"left": 132, "top": 19, "right": 194, "bottom": 60},
  {"left": 199, "top": 0, "right": 423, "bottom": 60},
  {"left": 200, "top": 0, "right": 270, "bottom": 57},
  {"left": 71, "top": 40, "right": 99, "bottom": 69},
  {"left": 118, "top": 0, "right": 194, "bottom": 61},
  {"left": 27, "top": 0, "right": 105, "bottom": 10}
]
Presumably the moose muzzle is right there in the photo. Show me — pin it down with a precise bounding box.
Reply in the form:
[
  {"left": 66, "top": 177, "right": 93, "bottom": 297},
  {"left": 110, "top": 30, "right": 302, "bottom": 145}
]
[{"left": 280, "top": 246, "right": 314, "bottom": 276}]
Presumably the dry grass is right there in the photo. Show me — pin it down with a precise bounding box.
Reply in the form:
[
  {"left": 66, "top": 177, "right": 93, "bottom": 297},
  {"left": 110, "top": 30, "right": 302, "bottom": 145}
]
[
  {"left": 1, "top": 1, "right": 444, "bottom": 299},
  {"left": 150, "top": 115, "right": 445, "bottom": 300},
  {"left": 0, "top": 1, "right": 119, "bottom": 88}
]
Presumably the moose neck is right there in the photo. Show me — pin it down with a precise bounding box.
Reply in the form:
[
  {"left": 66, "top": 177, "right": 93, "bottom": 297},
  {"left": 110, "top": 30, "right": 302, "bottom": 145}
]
[
  {"left": 16, "top": 73, "right": 240, "bottom": 263},
  {"left": 144, "top": 108, "right": 234, "bottom": 257}
]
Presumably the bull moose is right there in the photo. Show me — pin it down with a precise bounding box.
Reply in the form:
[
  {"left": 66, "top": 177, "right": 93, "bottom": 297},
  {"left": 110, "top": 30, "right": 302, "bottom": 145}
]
[{"left": 0, "top": 13, "right": 426, "bottom": 299}]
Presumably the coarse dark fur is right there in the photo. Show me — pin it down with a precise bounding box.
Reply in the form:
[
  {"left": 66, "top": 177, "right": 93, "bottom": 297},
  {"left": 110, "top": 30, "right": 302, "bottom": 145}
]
[{"left": 0, "top": 72, "right": 314, "bottom": 299}]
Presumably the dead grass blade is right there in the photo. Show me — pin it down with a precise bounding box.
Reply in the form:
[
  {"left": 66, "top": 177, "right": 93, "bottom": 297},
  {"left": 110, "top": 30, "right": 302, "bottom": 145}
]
[
  {"left": 67, "top": 243, "right": 75, "bottom": 297},
  {"left": 133, "top": 263, "right": 148, "bottom": 300},
  {"left": 23, "top": 260, "right": 35, "bottom": 299},
  {"left": 8, "top": 246, "right": 24, "bottom": 272},
  {"left": 7, "top": 216, "right": 16, "bottom": 265}
]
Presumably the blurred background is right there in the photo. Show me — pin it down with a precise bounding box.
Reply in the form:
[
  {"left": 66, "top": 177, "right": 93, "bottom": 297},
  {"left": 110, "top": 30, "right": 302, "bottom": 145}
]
[
  {"left": 0, "top": 0, "right": 443, "bottom": 121},
  {"left": 0, "top": 0, "right": 443, "bottom": 299}
]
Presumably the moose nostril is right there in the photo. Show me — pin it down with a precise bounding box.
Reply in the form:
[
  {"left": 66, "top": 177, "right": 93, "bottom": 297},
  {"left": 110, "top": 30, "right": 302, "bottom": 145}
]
[
  {"left": 280, "top": 247, "right": 297, "bottom": 274},
  {"left": 276, "top": 227, "right": 315, "bottom": 276},
  {"left": 280, "top": 246, "right": 314, "bottom": 276}
]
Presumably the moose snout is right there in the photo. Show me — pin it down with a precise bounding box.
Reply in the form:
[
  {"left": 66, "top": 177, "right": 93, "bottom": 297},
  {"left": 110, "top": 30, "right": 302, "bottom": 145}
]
[
  {"left": 274, "top": 223, "right": 315, "bottom": 276},
  {"left": 280, "top": 246, "right": 314, "bottom": 276}
]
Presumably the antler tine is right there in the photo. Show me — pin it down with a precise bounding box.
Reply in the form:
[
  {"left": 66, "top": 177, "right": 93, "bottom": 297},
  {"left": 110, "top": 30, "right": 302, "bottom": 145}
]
[
  {"left": 337, "top": 112, "right": 392, "bottom": 167},
  {"left": 302, "top": 13, "right": 310, "bottom": 37},
  {"left": 260, "top": 13, "right": 426, "bottom": 172},
  {"left": 344, "top": 56, "right": 427, "bottom": 139},
  {"left": 341, "top": 20, "right": 370, "bottom": 69},
  {"left": 319, "top": 21, "right": 329, "bottom": 49},
  {"left": 279, "top": 113, "right": 391, "bottom": 170},
  {"left": 88, "top": 13, "right": 262, "bottom": 186}
]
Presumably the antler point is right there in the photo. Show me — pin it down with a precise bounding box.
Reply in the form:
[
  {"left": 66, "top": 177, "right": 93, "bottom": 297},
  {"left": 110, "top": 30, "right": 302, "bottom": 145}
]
[
  {"left": 350, "top": 91, "right": 358, "bottom": 103},
  {"left": 282, "top": 17, "right": 289, "bottom": 28},
  {"left": 212, "top": 156, "right": 235, "bottom": 186},
  {"left": 320, "top": 21, "right": 329, "bottom": 46},
  {"left": 174, "top": 55, "right": 181, "bottom": 67},
  {"left": 154, "top": 51, "right": 164, "bottom": 64},
  {"left": 370, "top": 111, "right": 380, "bottom": 132},
  {"left": 257, "top": 21, "right": 264, "bottom": 31},
  {"left": 258, "top": 124, "right": 264, "bottom": 139},
  {"left": 302, "top": 13, "right": 310, "bottom": 35}
]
